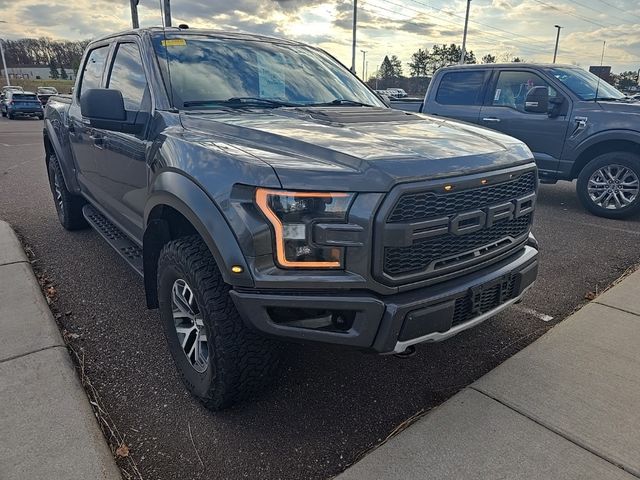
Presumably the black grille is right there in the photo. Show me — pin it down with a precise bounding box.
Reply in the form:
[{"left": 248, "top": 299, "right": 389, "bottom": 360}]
[
  {"left": 451, "top": 275, "right": 518, "bottom": 327},
  {"left": 387, "top": 172, "right": 536, "bottom": 223},
  {"left": 384, "top": 215, "right": 530, "bottom": 276}
]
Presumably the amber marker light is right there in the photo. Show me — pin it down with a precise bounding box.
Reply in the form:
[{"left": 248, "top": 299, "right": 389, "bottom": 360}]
[
  {"left": 231, "top": 266, "right": 244, "bottom": 273},
  {"left": 481, "top": 179, "right": 489, "bottom": 185},
  {"left": 255, "top": 188, "right": 353, "bottom": 269},
  {"left": 444, "top": 185, "right": 454, "bottom": 191}
]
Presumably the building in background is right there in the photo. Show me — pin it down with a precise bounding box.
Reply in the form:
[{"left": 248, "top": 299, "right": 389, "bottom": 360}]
[
  {"left": 0, "top": 65, "right": 77, "bottom": 81},
  {"left": 589, "top": 65, "right": 612, "bottom": 83}
]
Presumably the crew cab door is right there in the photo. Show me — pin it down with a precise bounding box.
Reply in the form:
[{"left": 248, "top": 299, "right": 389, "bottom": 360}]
[
  {"left": 96, "top": 40, "right": 151, "bottom": 240},
  {"left": 478, "top": 69, "right": 571, "bottom": 175},
  {"left": 422, "top": 69, "right": 490, "bottom": 124},
  {"left": 68, "top": 43, "right": 111, "bottom": 198}
]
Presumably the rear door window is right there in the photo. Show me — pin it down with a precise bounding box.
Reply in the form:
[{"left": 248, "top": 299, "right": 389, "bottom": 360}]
[
  {"left": 79, "top": 45, "right": 110, "bottom": 97},
  {"left": 435, "top": 70, "right": 487, "bottom": 105}
]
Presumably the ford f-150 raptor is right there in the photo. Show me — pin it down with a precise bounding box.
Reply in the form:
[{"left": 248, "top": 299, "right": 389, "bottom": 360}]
[{"left": 43, "top": 27, "right": 539, "bottom": 409}]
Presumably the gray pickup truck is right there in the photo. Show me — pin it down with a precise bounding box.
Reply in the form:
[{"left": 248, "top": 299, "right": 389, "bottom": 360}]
[
  {"left": 43, "top": 27, "right": 538, "bottom": 409},
  {"left": 420, "top": 64, "right": 640, "bottom": 219}
]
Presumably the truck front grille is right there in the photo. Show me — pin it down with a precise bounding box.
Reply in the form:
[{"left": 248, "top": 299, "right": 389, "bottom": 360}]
[
  {"left": 373, "top": 168, "right": 537, "bottom": 286},
  {"left": 384, "top": 215, "right": 531, "bottom": 276},
  {"left": 388, "top": 172, "right": 536, "bottom": 223}
]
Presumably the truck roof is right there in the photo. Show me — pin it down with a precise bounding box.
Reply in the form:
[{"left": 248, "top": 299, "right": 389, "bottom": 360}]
[
  {"left": 438, "top": 63, "right": 577, "bottom": 71},
  {"left": 88, "top": 26, "right": 306, "bottom": 47}
]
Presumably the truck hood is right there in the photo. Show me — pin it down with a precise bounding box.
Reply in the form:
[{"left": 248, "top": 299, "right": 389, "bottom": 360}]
[{"left": 181, "top": 107, "right": 533, "bottom": 191}]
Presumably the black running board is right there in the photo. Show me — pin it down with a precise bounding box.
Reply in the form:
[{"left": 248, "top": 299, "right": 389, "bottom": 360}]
[{"left": 82, "top": 204, "right": 143, "bottom": 276}]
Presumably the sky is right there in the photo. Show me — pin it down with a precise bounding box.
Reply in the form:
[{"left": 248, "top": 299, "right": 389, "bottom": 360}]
[{"left": 1, "top": 0, "right": 639, "bottom": 75}]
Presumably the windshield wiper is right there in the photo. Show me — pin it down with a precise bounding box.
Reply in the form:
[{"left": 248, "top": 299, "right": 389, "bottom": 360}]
[
  {"left": 304, "top": 99, "right": 376, "bottom": 107},
  {"left": 183, "top": 97, "right": 299, "bottom": 108}
]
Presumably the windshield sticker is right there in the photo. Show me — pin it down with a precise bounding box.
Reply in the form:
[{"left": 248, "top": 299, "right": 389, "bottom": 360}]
[
  {"left": 256, "top": 51, "right": 286, "bottom": 99},
  {"left": 161, "top": 38, "right": 186, "bottom": 47},
  {"left": 494, "top": 88, "right": 501, "bottom": 101}
]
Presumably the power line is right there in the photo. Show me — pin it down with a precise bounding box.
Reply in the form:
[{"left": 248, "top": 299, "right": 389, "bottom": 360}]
[
  {"left": 565, "top": 0, "right": 636, "bottom": 26},
  {"left": 362, "top": 0, "right": 553, "bottom": 56},
  {"left": 528, "top": 0, "right": 610, "bottom": 28},
  {"left": 596, "top": 0, "right": 640, "bottom": 21}
]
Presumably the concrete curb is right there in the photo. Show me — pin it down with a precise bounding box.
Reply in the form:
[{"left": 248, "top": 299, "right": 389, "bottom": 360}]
[
  {"left": 0, "top": 220, "right": 122, "bottom": 480},
  {"left": 336, "top": 267, "right": 640, "bottom": 480}
]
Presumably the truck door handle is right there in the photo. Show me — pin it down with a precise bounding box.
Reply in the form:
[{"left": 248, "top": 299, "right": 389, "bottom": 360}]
[
  {"left": 482, "top": 117, "right": 501, "bottom": 123},
  {"left": 89, "top": 134, "right": 103, "bottom": 147}
]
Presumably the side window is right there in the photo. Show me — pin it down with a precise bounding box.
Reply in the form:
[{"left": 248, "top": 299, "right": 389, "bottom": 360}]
[
  {"left": 79, "top": 46, "right": 110, "bottom": 96},
  {"left": 435, "top": 71, "right": 486, "bottom": 106},
  {"left": 492, "top": 71, "right": 557, "bottom": 113},
  {"left": 107, "top": 43, "right": 148, "bottom": 111}
]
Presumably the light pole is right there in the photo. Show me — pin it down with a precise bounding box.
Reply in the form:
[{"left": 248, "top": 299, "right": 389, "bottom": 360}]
[
  {"left": 553, "top": 25, "right": 562, "bottom": 63},
  {"left": 351, "top": 0, "right": 357, "bottom": 73},
  {"left": 459, "top": 0, "right": 471, "bottom": 64},
  {"left": 360, "top": 50, "right": 367, "bottom": 80},
  {"left": 0, "top": 21, "right": 9, "bottom": 86},
  {"left": 130, "top": 0, "right": 140, "bottom": 28},
  {"left": 163, "top": 0, "right": 172, "bottom": 27}
]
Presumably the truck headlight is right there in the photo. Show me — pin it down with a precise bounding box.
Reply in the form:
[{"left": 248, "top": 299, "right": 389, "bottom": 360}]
[{"left": 255, "top": 188, "right": 354, "bottom": 269}]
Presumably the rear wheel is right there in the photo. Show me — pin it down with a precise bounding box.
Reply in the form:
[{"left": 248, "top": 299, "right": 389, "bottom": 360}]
[
  {"left": 577, "top": 152, "right": 640, "bottom": 219},
  {"left": 7, "top": 112, "right": 14, "bottom": 120},
  {"left": 157, "top": 236, "right": 280, "bottom": 410},
  {"left": 47, "top": 154, "right": 87, "bottom": 230}
]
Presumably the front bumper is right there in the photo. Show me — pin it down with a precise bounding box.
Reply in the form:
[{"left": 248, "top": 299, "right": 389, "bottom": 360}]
[{"left": 230, "top": 244, "right": 538, "bottom": 354}]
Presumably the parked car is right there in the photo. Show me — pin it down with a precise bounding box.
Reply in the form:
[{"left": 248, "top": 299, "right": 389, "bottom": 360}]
[
  {"left": 386, "top": 88, "right": 408, "bottom": 98},
  {"left": 421, "top": 63, "right": 640, "bottom": 219},
  {"left": 37, "top": 86, "right": 59, "bottom": 105},
  {"left": 44, "top": 27, "right": 539, "bottom": 409},
  {"left": 0, "top": 85, "right": 24, "bottom": 103},
  {"left": 1, "top": 91, "right": 43, "bottom": 119}
]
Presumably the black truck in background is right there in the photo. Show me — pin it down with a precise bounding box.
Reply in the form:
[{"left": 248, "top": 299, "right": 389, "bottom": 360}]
[
  {"left": 43, "top": 27, "right": 539, "bottom": 409},
  {"left": 404, "top": 64, "right": 640, "bottom": 219}
]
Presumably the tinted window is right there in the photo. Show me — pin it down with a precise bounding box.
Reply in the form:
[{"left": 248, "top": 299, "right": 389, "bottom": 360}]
[
  {"left": 80, "top": 46, "right": 109, "bottom": 95},
  {"left": 107, "top": 43, "right": 147, "bottom": 111},
  {"left": 546, "top": 67, "right": 624, "bottom": 101},
  {"left": 492, "top": 71, "right": 557, "bottom": 113},
  {"left": 13, "top": 94, "right": 39, "bottom": 101},
  {"left": 436, "top": 71, "right": 486, "bottom": 105}
]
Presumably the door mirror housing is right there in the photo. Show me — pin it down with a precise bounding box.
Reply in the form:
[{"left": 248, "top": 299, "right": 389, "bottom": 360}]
[
  {"left": 80, "top": 88, "right": 143, "bottom": 134},
  {"left": 524, "top": 86, "right": 549, "bottom": 113}
]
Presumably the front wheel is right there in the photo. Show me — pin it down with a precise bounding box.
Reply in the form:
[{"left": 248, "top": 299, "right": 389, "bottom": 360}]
[
  {"left": 157, "top": 236, "right": 280, "bottom": 410},
  {"left": 576, "top": 152, "right": 640, "bottom": 219}
]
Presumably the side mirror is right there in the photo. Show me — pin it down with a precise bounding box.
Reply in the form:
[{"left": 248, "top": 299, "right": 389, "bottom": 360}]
[
  {"left": 524, "top": 86, "right": 549, "bottom": 113},
  {"left": 80, "top": 88, "right": 142, "bottom": 134}
]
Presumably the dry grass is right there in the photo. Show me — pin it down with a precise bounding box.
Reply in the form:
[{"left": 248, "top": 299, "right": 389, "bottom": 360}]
[{"left": 1, "top": 78, "right": 74, "bottom": 94}]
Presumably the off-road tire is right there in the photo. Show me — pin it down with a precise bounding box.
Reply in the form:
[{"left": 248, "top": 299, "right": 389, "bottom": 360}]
[
  {"left": 576, "top": 152, "right": 640, "bottom": 219},
  {"left": 47, "top": 154, "right": 88, "bottom": 230},
  {"left": 157, "top": 236, "right": 280, "bottom": 410}
]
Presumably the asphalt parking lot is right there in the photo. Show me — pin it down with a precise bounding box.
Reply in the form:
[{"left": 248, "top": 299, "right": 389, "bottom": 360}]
[{"left": 1, "top": 117, "right": 639, "bottom": 480}]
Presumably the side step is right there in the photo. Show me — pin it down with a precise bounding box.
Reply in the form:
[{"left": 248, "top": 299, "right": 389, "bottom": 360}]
[{"left": 82, "top": 205, "right": 143, "bottom": 276}]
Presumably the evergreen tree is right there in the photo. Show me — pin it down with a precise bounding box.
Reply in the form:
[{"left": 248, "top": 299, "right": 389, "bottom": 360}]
[{"left": 49, "top": 58, "right": 59, "bottom": 79}]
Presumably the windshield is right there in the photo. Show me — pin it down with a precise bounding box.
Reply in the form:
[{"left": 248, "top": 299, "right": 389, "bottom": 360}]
[
  {"left": 38, "top": 87, "right": 57, "bottom": 93},
  {"left": 546, "top": 67, "right": 625, "bottom": 101},
  {"left": 152, "top": 34, "right": 384, "bottom": 110}
]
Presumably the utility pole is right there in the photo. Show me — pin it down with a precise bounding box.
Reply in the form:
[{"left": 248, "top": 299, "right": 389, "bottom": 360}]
[
  {"left": 459, "top": 0, "right": 471, "bottom": 64},
  {"left": 0, "top": 21, "right": 9, "bottom": 86},
  {"left": 163, "top": 0, "right": 172, "bottom": 27},
  {"left": 361, "top": 50, "right": 367, "bottom": 80},
  {"left": 130, "top": 0, "right": 139, "bottom": 29},
  {"left": 351, "top": 0, "right": 357, "bottom": 73},
  {"left": 553, "top": 25, "right": 562, "bottom": 63}
]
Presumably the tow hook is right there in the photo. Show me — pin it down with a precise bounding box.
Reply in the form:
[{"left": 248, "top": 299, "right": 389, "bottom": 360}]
[{"left": 394, "top": 345, "right": 416, "bottom": 358}]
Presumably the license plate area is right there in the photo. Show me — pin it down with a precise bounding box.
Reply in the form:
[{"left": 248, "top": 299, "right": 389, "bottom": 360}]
[{"left": 468, "top": 273, "right": 515, "bottom": 316}]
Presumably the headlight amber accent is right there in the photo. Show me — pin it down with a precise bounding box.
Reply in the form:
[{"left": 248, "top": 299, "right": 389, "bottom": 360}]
[{"left": 255, "top": 188, "right": 354, "bottom": 269}]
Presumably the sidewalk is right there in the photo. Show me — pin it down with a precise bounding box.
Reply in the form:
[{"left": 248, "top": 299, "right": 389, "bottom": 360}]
[
  {"left": 338, "top": 268, "right": 640, "bottom": 479},
  {"left": 0, "top": 221, "right": 121, "bottom": 480}
]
